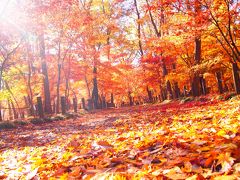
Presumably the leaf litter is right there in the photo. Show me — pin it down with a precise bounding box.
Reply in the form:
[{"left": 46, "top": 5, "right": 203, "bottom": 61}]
[{"left": 0, "top": 98, "right": 240, "bottom": 179}]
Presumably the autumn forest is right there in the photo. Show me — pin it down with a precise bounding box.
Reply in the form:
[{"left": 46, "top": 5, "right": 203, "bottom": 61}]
[{"left": 0, "top": 0, "right": 240, "bottom": 179}]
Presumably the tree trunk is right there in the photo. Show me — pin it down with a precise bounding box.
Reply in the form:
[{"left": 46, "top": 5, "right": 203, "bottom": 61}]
[
  {"left": 146, "top": 0, "right": 161, "bottom": 37},
  {"left": 42, "top": 61, "right": 52, "bottom": 114},
  {"left": 166, "top": 80, "right": 173, "bottom": 99},
  {"left": 56, "top": 64, "right": 61, "bottom": 113},
  {"left": 65, "top": 80, "right": 70, "bottom": 111},
  {"left": 195, "top": 38, "right": 201, "bottom": 64},
  {"left": 224, "top": 83, "right": 229, "bottom": 92},
  {"left": 128, "top": 91, "right": 133, "bottom": 106},
  {"left": 82, "top": 98, "right": 86, "bottom": 110},
  {"left": 191, "top": 75, "right": 200, "bottom": 97},
  {"left": 24, "top": 96, "right": 32, "bottom": 116},
  {"left": 111, "top": 93, "right": 114, "bottom": 104},
  {"left": 147, "top": 86, "right": 153, "bottom": 103},
  {"left": 20, "top": 112, "right": 25, "bottom": 119},
  {"left": 98, "top": 96, "right": 103, "bottom": 109},
  {"left": 8, "top": 100, "right": 13, "bottom": 120},
  {"left": 26, "top": 43, "right": 34, "bottom": 116},
  {"left": 65, "top": 58, "right": 71, "bottom": 110},
  {"left": 102, "top": 96, "right": 107, "bottom": 109},
  {"left": 53, "top": 100, "right": 56, "bottom": 114},
  {"left": 28, "top": 95, "right": 35, "bottom": 116},
  {"left": 173, "top": 82, "right": 180, "bottom": 99},
  {"left": 160, "top": 86, "right": 167, "bottom": 101},
  {"left": 192, "top": 39, "right": 202, "bottom": 96},
  {"left": 39, "top": 33, "right": 52, "bottom": 114},
  {"left": 216, "top": 72, "right": 224, "bottom": 94},
  {"left": 162, "top": 62, "right": 167, "bottom": 76},
  {"left": 133, "top": 0, "right": 144, "bottom": 56},
  {"left": 183, "top": 86, "right": 186, "bottom": 97},
  {"left": 0, "top": 109, "right": 2, "bottom": 121},
  {"left": 73, "top": 98, "right": 78, "bottom": 113},
  {"left": 232, "top": 62, "right": 240, "bottom": 94},
  {"left": 37, "top": 96, "right": 44, "bottom": 118},
  {"left": 61, "top": 96, "right": 66, "bottom": 114},
  {"left": 192, "top": 37, "right": 202, "bottom": 97},
  {"left": 87, "top": 99, "right": 93, "bottom": 111},
  {"left": 200, "top": 76, "right": 207, "bottom": 95},
  {"left": 92, "top": 67, "right": 99, "bottom": 109}
]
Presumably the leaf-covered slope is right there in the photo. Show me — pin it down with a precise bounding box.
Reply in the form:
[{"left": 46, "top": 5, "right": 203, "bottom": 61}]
[{"left": 0, "top": 98, "right": 240, "bottom": 179}]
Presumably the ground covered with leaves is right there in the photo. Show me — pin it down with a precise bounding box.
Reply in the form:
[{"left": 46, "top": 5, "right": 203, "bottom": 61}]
[{"left": 0, "top": 97, "right": 240, "bottom": 179}]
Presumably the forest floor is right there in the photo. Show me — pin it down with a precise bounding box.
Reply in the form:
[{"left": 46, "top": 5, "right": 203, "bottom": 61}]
[{"left": 0, "top": 96, "right": 240, "bottom": 179}]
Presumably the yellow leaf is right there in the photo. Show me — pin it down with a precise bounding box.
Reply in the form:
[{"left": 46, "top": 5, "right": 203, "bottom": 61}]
[
  {"left": 62, "top": 152, "right": 73, "bottom": 160},
  {"left": 59, "top": 173, "right": 68, "bottom": 180},
  {"left": 237, "top": 115, "right": 240, "bottom": 120},
  {"left": 217, "top": 152, "right": 235, "bottom": 172},
  {"left": 217, "top": 130, "right": 226, "bottom": 137},
  {"left": 33, "top": 158, "right": 45, "bottom": 167}
]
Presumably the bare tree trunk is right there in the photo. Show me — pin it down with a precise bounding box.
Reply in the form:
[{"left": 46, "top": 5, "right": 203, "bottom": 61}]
[
  {"left": 37, "top": 97, "right": 44, "bottom": 118},
  {"left": 192, "top": 37, "right": 201, "bottom": 97},
  {"left": 10, "top": 101, "right": 18, "bottom": 119},
  {"left": 166, "top": 80, "right": 173, "bottom": 99},
  {"left": 183, "top": 86, "right": 188, "bottom": 97},
  {"left": 111, "top": 93, "right": 114, "bottom": 104},
  {"left": 61, "top": 96, "right": 67, "bottom": 114},
  {"left": 92, "top": 67, "right": 99, "bottom": 109},
  {"left": 146, "top": 0, "right": 161, "bottom": 37},
  {"left": 192, "top": 0, "right": 202, "bottom": 97},
  {"left": 56, "top": 64, "right": 61, "bottom": 113},
  {"left": 191, "top": 75, "right": 200, "bottom": 97},
  {"left": 52, "top": 99, "right": 56, "bottom": 114},
  {"left": 160, "top": 85, "right": 167, "bottom": 101},
  {"left": 39, "top": 33, "right": 52, "bottom": 114},
  {"left": 173, "top": 82, "right": 180, "bottom": 99},
  {"left": 73, "top": 98, "right": 78, "bottom": 113},
  {"left": 147, "top": 86, "right": 153, "bottom": 103},
  {"left": 65, "top": 59, "right": 71, "bottom": 111},
  {"left": 82, "top": 98, "right": 86, "bottom": 110},
  {"left": 133, "top": 0, "right": 144, "bottom": 56},
  {"left": 8, "top": 100, "right": 13, "bottom": 120},
  {"left": 128, "top": 91, "right": 133, "bottom": 106},
  {"left": 0, "top": 108, "right": 2, "bottom": 121},
  {"left": 200, "top": 76, "right": 207, "bottom": 95},
  {"left": 24, "top": 96, "right": 32, "bottom": 116},
  {"left": 26, "top": 42, "right": 34, "bottom": 116},
  {"left": 102, "top": 96, "right": 107, "bottom": 109},
  {"left": 232, "top": 62, "right": 240, "bottom": 94},
  {"left": 216, "top": 72, "right": 223, "bottom": 94},
  {"left": 87, "top": 99, "right": 93, "bottom": 111},
  {"left": 98, "top": 96, "right": 103, "bottom": 109},
  {"left": 162, "top": 62, "right": 167, "bottom": 76}
]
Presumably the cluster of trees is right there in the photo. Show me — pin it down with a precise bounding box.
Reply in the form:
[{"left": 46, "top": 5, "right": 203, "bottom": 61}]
[{"left": 0, "top": 0, "right": 239, "bottom": 120}]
